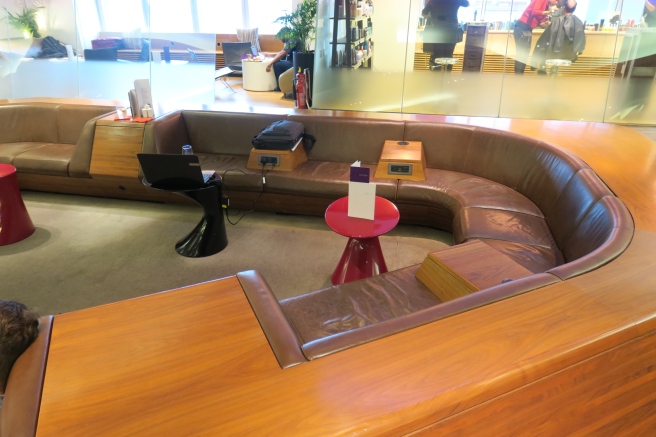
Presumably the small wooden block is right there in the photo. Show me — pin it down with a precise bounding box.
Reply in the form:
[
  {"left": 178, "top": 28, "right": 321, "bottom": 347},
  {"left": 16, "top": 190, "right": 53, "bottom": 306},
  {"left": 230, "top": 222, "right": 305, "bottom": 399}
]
[
  {"left": 246, "top": 145, "right": 307, "bottom": 172},
  {"left": 375, "top": 140, "right": 426, "bottom": 181},
  {"left": 415, "top": 240, "right": 534, "bottom": 302}
]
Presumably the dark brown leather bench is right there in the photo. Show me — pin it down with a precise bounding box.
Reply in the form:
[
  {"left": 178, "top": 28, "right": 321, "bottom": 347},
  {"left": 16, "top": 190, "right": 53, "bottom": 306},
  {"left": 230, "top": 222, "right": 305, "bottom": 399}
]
[{"left": 145, "top": 110, "right": 634, "bottom": 367}]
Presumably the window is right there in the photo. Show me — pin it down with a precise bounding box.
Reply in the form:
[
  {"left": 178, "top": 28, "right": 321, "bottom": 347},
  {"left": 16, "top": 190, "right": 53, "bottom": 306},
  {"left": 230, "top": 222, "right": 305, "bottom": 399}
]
[
  {"left": 100, "top": 0, "right": 145, "bottom": 31},
  {"left": 150, "top": 0, "right": 194, "bottom": 32},
  {"left": 197, "top": 0, "right": 243, "bottom": 33},
  {"left": 248, "top": 0, "right": 293, "bottom": 34}
]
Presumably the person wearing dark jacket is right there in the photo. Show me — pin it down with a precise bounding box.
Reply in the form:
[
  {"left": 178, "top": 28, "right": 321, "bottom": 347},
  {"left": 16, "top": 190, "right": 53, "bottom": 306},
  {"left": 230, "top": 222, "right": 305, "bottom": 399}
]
[
  {"left": 422, "top": 0, "right": 469, "bottom": 71},
  {"left": 513, "top": 0, "right": 558, "bottom": 74},
  {"left": 531, "top": 1, "right": 583, "bottom": 74},
  {"left": 645, "top": 0, "right": 656, "bottom": 27}
]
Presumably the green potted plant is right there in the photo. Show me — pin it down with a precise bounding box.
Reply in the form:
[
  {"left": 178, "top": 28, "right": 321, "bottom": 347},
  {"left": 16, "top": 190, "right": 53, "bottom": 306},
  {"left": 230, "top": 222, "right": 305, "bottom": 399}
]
[
  {"left": 3, "top": 2, "right": 44, "bottom": 39},
  {"left": 274, "top": 0, "right": 318, "bottom": 79}
]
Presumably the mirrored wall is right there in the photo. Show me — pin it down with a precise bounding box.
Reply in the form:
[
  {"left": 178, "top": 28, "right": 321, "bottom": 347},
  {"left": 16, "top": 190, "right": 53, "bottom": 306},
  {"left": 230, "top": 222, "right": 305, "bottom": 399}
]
[{"left": 313, "top": 0, "right": 656, "bottom": 124}]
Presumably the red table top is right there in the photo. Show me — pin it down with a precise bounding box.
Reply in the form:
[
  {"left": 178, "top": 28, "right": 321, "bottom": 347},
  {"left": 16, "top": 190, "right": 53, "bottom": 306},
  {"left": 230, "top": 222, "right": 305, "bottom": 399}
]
[
  {"left": 325, "top": 196, "right": 400, "bottom": 239},
  {"left": 0, "top": 164, "right": 17, "bottom": 178}
]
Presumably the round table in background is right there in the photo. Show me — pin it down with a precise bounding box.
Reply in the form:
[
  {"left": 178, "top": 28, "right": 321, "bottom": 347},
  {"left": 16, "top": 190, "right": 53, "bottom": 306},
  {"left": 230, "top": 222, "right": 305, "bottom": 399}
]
[
  {"left": 0, "top": 164, "right": 35, "bottom": 246},
  {"left": 143, "top": 177, "right": 228, "bottom": 258},
  {"left": 241, "top": 59, "right": 278, "bottom": 91},
  {"left": 325, "top": 196, "right": 400, "bottom": 285}
]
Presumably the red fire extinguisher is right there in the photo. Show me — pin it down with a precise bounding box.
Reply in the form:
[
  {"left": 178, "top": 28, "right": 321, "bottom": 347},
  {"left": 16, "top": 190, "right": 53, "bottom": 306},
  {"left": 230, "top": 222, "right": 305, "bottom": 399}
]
[{"left": 295, "top": 69, "right": 307, "bottom": 109}]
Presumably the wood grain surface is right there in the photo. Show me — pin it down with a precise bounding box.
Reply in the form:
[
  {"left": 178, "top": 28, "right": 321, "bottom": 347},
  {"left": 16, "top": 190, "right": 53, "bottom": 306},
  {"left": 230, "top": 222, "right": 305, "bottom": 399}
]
[
  {"left": 246, "top": 144, "right": 308, "bottom": 172},
  {"left": 89, "top": 115, "right": 146, "bottom": 179},
  {"left": 416, "top": 240, "right": 534, "bottom": 301},
  {"left": 33, "top": 114, "right": 656, "bottom": 436},
  {"left": 375, "top": 140, "right": 426, "bottom": 181}
]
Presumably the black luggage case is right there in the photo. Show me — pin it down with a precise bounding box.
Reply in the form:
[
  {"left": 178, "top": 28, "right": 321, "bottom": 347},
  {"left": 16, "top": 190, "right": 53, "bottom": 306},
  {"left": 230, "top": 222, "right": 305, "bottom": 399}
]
[{"left": 252, "top": 120, "right": 314, "bottom": 150}]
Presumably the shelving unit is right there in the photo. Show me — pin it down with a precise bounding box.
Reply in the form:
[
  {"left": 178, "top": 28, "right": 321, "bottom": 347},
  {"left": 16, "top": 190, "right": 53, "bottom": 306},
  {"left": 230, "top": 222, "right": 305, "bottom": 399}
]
[{"left": 330, "top": 2, "right": 374, "bottom": 69}]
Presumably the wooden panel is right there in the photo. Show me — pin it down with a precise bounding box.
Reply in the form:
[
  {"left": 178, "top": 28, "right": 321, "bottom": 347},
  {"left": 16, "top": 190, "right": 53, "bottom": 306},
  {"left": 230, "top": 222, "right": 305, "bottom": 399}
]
[
  {"left": 375, "top": 140, "right": 426, "bottom": 181},
  {"left": 409, "top": 330, "right": 656, "bottom": 436},
  {"left": 246, "top": 145, "right": 308, "bottom": 172},
  {"left": 37, "top": 277, "right": 284, "bottom": 436},
  {"left": 90, "top": 116, "right": 146, "bottom": 179},
  {"left": 415, "top": 240, "right": 534, "bottom": 301}
]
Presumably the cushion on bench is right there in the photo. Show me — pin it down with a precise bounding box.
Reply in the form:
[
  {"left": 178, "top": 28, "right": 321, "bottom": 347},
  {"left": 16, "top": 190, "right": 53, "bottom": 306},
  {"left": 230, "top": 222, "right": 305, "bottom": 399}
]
[
  {"left": 12, "top": 144, "right": 75, "bottom": 176},
  {"left": 0, "top": 143, "right": 50, "bottom": 164},
  {"left": 279, "top": 264, "right": 439, "bottom": 344}
]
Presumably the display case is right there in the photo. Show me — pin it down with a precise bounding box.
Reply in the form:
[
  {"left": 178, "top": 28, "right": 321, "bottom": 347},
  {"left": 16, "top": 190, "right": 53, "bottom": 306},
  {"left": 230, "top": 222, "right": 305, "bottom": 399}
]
[{"left": 330, "top": 0, "right": 374, "bottom": 69}]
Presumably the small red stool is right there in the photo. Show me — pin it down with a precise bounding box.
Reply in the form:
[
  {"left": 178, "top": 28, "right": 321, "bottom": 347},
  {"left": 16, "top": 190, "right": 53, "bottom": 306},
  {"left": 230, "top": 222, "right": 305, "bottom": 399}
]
[
  {"left": 325, "top": 196, "right": 400, "bottom": 285},
  {"left": 0, "top": 164, "right": 35, "bottom": 246}
]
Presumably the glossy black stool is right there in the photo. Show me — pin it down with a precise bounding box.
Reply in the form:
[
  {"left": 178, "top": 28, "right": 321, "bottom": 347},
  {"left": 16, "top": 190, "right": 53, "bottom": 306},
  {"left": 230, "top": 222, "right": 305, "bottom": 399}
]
[{"left": 144, "top": 178, "right": 228, "bottom": 258}]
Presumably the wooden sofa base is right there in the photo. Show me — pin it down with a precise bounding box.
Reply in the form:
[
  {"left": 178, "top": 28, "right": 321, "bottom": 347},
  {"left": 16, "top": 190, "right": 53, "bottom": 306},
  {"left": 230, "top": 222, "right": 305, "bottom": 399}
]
[{"left": 17, "top": 174, "right": 194, "bottom": 205}]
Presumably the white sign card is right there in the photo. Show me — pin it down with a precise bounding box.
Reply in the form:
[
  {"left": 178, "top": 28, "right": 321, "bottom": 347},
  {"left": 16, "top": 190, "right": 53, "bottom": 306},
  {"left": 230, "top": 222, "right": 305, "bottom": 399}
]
[
  {"left": 348, "top": 161, "right": 376, "bottom": 220},
  {"left": 134, "top": 79, "right": 153, "bottom": 117}
]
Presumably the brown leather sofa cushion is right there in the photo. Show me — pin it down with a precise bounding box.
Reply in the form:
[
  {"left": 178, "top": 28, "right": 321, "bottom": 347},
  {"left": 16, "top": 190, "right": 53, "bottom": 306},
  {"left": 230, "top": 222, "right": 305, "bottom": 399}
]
[
  {"left": 403, "top": 121, "right": 477, "bottom": 171},
  {"left": 300, "top": 272, "right": 560, "bottom": 360},
  {"left": 0, "top": 316, "right": 53, "bottom": 437},
  {"left": 13, "top": 143, "right": 74, "bottom": 176},
  {"left": 280, "top": 265, "right": 440, "bottom": 345},
  {"left": 144, "top": 110, "right": 192, "bottom": 155},
  {"left": 265, "top": 161, "right": 397, "bottom": 199},
  {"left": 56, "top": 105, "right": 114, "bottom": 145},
  {"left": 398, "top": 169, "right": 544, "bottom": 218},
  {"left": 288, "top": 115, "right": 405, "bottom": 165},
  {"left": 548, "top": 196, "right": 634, "bottom": 280},
  {"left": 0, "top": 104, "right": 58, "bottom": 144},
  {"left": 476, "top": 238, "right": 565, "bottom": 274},
  {"left": 0, "top": 143, "right": 50, "bottom": 165}
]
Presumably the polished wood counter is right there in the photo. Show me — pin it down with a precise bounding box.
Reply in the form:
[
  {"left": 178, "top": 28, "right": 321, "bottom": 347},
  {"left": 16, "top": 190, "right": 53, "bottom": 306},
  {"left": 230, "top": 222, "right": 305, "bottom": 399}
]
[{"left": 33, "top": 116, "right": 656, "bottom": 435}]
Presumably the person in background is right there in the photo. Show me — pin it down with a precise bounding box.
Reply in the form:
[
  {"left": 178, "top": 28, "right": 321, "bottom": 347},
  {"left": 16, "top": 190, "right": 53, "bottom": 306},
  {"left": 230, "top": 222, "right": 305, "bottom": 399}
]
[
  {"left": 514, "top": 0, "right": 559, "bottom": 74},
  {"left": 645, "top": 0, "right": 656, "bottom": 27},
  {"left": 266, "top": 34, "right": 301, "bottom": 92},
  {"left": 422, "top": 0, "right": 469, "bottom": 71},
  {"left": 0, "top": 301, "right": 39, "bottom": 409}
]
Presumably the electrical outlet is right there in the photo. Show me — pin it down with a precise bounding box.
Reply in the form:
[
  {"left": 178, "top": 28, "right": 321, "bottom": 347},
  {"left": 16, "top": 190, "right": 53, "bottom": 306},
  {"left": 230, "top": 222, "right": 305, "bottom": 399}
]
[
  {"left": 388, "top": 163, "right": 413, "bottom": 175},
  {"left": 259, "top": 155, "right": 280, "bottom": 166}
]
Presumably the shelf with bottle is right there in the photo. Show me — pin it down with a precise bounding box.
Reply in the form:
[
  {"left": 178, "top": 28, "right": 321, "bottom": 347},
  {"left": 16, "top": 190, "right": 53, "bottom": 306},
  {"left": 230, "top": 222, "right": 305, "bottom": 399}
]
[
  {"left": 330, "top": 14, "right": 374, "bottom": 23},
  {"left": 329, "top": 34, "right": 373, "bottom": 46}
]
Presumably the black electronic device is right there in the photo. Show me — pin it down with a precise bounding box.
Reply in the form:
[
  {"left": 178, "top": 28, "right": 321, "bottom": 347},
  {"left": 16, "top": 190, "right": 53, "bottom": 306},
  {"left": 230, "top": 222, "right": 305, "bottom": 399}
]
[
  {"left": 221, "top": 42, "right": 253, "bottom": 71},
  {"left": 137, "top": 154, "right": 216, "bottom": 190},
  {"left": 388, "top": 163, "right": 413, "bottom": 176}
]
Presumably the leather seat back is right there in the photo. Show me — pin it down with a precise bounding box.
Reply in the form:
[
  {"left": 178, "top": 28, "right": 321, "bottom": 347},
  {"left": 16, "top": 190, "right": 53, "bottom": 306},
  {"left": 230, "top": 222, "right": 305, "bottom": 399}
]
[
  {"left": 0, "top": 104, "right": 59, "bottom": 144},
  {"left": 183, "top": 111, "right": 286, "bottom": 156},
  {"left": 289, "top": 115, "right": 405, "bottom": 165}
]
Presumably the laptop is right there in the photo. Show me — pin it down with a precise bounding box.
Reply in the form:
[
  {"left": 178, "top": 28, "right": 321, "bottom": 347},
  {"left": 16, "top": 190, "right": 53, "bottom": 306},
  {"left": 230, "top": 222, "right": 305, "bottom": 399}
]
[
  {"left": 221, "top": 42, "right": 256, "bottom": 71},
  {"left": 137, "top": 154, "right": 216, "bottom": 190}
]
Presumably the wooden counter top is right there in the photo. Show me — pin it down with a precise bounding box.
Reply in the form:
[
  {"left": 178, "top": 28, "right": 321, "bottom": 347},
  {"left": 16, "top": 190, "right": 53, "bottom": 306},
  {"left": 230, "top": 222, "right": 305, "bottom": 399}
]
[{"left": 35, "top": 116, "right": 656, "bottom": 435}]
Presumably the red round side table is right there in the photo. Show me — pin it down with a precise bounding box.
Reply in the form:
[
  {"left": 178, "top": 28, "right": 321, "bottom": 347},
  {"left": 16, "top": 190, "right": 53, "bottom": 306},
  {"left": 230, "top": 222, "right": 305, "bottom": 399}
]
[
  {"left": 0, "top": 164, "right": 35, "bottom": 246},
  {"left": 325, "top": 196, "right": 400, "bottom": 285}
]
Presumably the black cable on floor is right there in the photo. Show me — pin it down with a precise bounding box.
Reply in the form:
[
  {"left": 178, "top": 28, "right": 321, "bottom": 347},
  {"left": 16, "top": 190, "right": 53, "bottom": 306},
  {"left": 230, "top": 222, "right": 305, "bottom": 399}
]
[{"left": 221, "top": 164, "right": 274, "bottom": 226}]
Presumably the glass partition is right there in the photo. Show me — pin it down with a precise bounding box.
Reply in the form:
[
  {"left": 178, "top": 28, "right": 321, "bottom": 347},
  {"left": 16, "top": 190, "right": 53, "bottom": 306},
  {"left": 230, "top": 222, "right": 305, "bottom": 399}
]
[
  {"left": 312, "top": 0, "right": 411, "bottom": 113},
  {"left": 6, "top": 0, "right": 78, "bottom": 98},
  {"left": 0, "top": 0, "right": 654, "bottom": 126},
  {"left": 0, "top": 1, "right": 11, "bottom": 99}
]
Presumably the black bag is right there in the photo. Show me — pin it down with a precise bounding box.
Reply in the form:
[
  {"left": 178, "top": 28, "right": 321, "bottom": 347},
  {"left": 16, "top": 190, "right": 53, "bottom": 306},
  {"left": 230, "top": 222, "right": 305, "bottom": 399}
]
[{"left": 252, "top": 120, "right": 316, "bottom": 151}]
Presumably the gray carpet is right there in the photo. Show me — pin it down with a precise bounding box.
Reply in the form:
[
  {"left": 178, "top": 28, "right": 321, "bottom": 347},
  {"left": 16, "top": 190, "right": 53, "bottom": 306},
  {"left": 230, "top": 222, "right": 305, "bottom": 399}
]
[{"left": 0, "top": 192, "right": 452, "bottom": 315}]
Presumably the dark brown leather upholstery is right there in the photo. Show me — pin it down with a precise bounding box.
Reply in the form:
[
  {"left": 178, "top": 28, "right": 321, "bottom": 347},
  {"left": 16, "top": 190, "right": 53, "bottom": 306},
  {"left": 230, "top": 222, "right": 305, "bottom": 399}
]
[
  {"left": 0, "top": 316, "right": 53, "bottom": 437},
  {"left": 143, "top": 110, "right": 191, "bottom": 155},
  {"left": 548, "top": 196, "right": 634, "bottom": 280},
  {"left": 142, "top": 112, "right": 634, "bottom": 361},
  {"left": 301, "top": 273, "right": 560, "bottom": 360},
  {"left": 237, "top": 271, "right": 307, "bottom": 368},
  {"left": 265, "top": 161, "right": 397, "bottom": 200},
  {"left": 13, "top": 143, "right": 75, "bottom": 177},
  {"left": 288, "top": 115, "right": 405, "bottom": 164},
  {"left": 184, "top": 111, "right": 286, "bottom": 155},
  {"left": 280, "top": 265, "right": 440, "bottom": 344}
]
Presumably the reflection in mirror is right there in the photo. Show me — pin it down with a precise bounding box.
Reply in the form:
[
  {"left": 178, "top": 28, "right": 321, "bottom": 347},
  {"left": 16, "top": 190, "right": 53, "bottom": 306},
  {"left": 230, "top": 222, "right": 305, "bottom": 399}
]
[
  {"left": 312, "top": 0, "right": 410, "bottom": 112},
  {"left": 6, "top": 0, "right": 78, "bottom": 98},
  {"left": 605, "top": 0, "right": 656, "bottom": 124}
]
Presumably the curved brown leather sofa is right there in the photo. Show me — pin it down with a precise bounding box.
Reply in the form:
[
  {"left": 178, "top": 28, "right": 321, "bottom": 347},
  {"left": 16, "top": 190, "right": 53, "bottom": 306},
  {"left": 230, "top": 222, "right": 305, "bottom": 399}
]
[
  {"left": 146, "top": 110, "right": 634, "bottom": 368},
  {"left": 0, "top": 103, "right": 114, "bottom": 177}
]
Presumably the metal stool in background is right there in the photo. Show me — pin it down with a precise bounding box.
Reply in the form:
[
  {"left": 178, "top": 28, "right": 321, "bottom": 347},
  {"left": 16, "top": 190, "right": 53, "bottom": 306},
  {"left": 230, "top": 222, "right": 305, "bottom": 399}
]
[
  {"left": 545, "top": 59, "right": 572, "bottom": 76},
  {"left": 431, "top": 57, "right": 458, "bottom": 71}
]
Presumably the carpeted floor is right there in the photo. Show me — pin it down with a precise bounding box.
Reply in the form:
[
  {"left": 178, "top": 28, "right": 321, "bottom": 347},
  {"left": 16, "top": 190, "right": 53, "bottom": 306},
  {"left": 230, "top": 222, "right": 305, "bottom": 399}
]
[{"left": 0, "top": 191, "right": 452, "bottom": 316}]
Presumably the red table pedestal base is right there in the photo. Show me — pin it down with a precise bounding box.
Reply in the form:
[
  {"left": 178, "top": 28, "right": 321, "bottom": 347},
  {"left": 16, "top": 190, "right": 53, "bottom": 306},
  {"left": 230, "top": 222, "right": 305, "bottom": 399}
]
[
  {"left": 331, "top": 236, "right": 389, "bottom": 285},
  {"left": 0, "top": 164, "right": 35, "bottom": 246}
]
